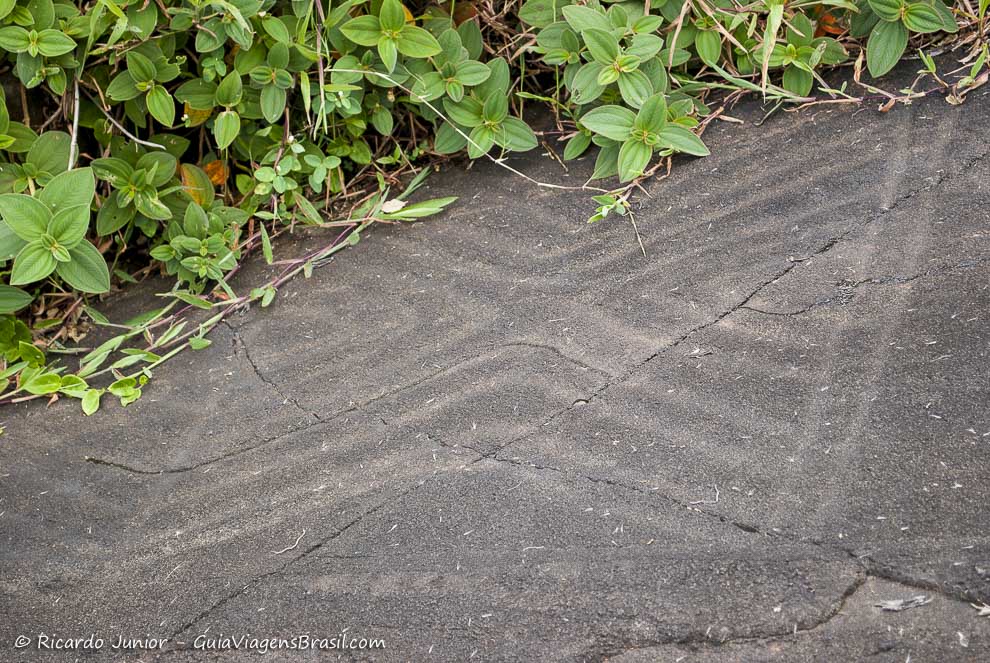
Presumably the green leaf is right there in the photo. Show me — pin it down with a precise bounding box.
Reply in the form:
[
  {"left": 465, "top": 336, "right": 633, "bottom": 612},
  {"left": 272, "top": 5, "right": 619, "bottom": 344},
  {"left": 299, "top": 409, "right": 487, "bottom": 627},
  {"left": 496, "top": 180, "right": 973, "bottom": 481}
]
[
  {"left": 189, "top": 336, "right": 211, "bottom": 350},
  {"left": 617, "top": 139, "right": 652, "bottom": 182},
  {"left": 561, "top": 5, "right": 611, "bottom": 32},
  {"left": 0, "top": 284, "right": 32, "bottom": 314},
  {"left": 695, "top": 30, "right": 721, "bottom": 67},
  {"left": 262, "top": 16, "right": 292, "bottom": 43},
  {"left": 455, "top": 61, "right": 491, "bottom": 86},
  {"left": 35, "top": 29, "right": 76, "bottom": 57},
  {"left": 380, "top": 196, "right": 458, "bottom": 220},
  {"left": 868, "top": 0, "right": 904, "bottom": 20},
  {"left": 172, "top": 290, "right": 213, "bottom": 309},
  {"left": 260, "top": 84, "right": 286, "bottom": 123},
  {"left": 866, "top": 19, "right": 908, "bottom": 77},
  {"left": 96, "top": 195, "right": 134, "bottom": 236},
  {"left": 782, "top": 65, "right": 813, "bottom": 96},
  {"left": 482, "top": 92, "right": 508, "bottom": 123},
  {"left": 11, "top": 240, "right": 57, "bottom": 285},
  {"left": 378, "top": 35, "right": 398, "bottom": 72},
  {"left": 563, "top": 132, "right": 591, "bottom": 160},
  {"left": 379, "top": 0, "right": 405, "bottom": 32},
  {"left": 81, "top": 388, "right": 102, "bottom": 415},
  {"left": 0, "top": 194, "right": 51, "bottom": 241},
  {"left": 136, "top": 152, "right": 177, "bottom": 188},
  {"left": 579, "top": 105, "right": 636, "bottom": 142},
  {"left": 213, "top": 110, "right": 241, "bottom": 150},
  {"left": 467, "top": 125, "right": 496, "bottom": 158},
  {"left": 340, "top": 15, "right": 382, "bottom": 46},
  {"left": 0, "top": 26, "right": 31, "bottom": 53},
  {"left": 434, "top": 121, "right": 468, "bottom": 153},
  {"left": 147, "top": 85, "right": 175, "bottom": 127},
  {"left": 55, "top": 240, "right": 110, "bottom": 293},
  {"left": 443, "top": 97, "right": 484, "bottom": 127},
  {"left": 617, "top": 70, "right": 653, "bottom": 108},
  {"left": 214, "top": 72, "right": 243, "bottom": 107},
  {"left": 582, "top": 28, "right": 619, "bottom": 64},
  {"left": 396, "top": 26, "right": 441, "bottom": 58},
  {"left": 27, "top": 130, "right": 70, "bottom": 175},
  {"left": 39, "top": 167, "right": 95, "bottom": 213},
  {"left": 495, "top": 117, "right": 538, "bottom": 152},
  {"left": 106, "top": 72, "right": 141, "bottom": 101},
  {"left": 260, "top": 222, "right": 273, "bottom": 264},
  {"left": 126, "top": 50, "right": 157, "bottom": 83},
  {"left": 570, "top": 61, "right": 606, "bottom": 105},
  {"left": 903, "top": 3, "right": 944, "bottom": 32},
  {"left": 24, "top": 372, "right": 61, "bottom": 395},
  {"left": 47, "top": 204, "right": 90, "bottom": 248},
  {"left": 657, "top": 125, "right": 709, "bottom": 156},
  {"left": 634, "top": 93, "right": 667, "bottom": 133},
  {"left": 0, "top": 221, "right": 28, "bottom": 260}
]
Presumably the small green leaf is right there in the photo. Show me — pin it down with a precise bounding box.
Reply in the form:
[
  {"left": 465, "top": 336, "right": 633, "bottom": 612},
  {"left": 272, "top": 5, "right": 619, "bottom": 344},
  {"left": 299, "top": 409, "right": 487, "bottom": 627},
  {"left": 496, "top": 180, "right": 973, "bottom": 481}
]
[
  {"left": 0, "top": 284, "right": 32, "bottom": 314},
  {"left": 260, "top": 84, "right": 286, "bottom": 123},
  {"left": 396, "top": 26, "right": 441, "bottom": 58},
  {"left": 213, "top": 110, "right": 241, "bottom": 150},
  {"left": 379, "top": 0, "right": 405, "bottom": 32},
  {"left": 903, "top": 3, "right": 944, "bottom": 32},
  {"left": 107, "top": 72, "right": 141, "bottom": 102},
  {"left": 81, "top": 388, "right": 102, "bottom": 415},
  {"left": 11, "top": 241, "right": 57, "bottom": 285},
  {"left": 617, "top": 139, "right": 652, "bottom": 182},
  {"left": 695, "top": 30, "right": 722, "bottom": 67},
  {"left": 260, "top": 222, "right": 273, "bottom": 264},
  {"left": 214, "top": 72, "right": 243, "bottom": 107},
  {"left": 0, "top": 26, "right": 31, "bottom": 53},
  {"left": 582, "top": 28, "right": 619, "bottom": 64},
  {"left": 147, "top": 85, "right": 175, "bottom": 127},
  {"left": 340, "top": 15, "right": 383, "bottom": 46},
  {"left": 172, "top": 290, "right": 213, "bottom": 309},
  {"left": 0, "top": 194, "right": 51, "bottom": 241},
  {"left": 617, "top": 70, "right": 653, "bottom": 108},
  {"left": 866, "top": 19, "right": 908, "bottom": 77},
  {"left": 126, "top": 50, "right": 157, "bottom": 83},
  {"left": 262, "top": 16, "right": 292, "bottom": 43},
  {"left": 634, "top": 93, "right": 667, "bottom": 133},
  {"left": 47, "top": 205, "right": 90, "bottom": 248},
  {"left": 39, "top": 167, "right": 95, "bottom": 213},
  {"left": 35, "top": 29, "right": 76, "bottom": 57},
  {"left": 579, "top": 105, "right": 636, "bottom": 142},
  {"left": 24, "top": 372, "right": 61, "bottom": 395},
  {"left": 378, "top": 35, "right": 399, "bottom": 72},
  {"left": 55, "top": 240, "right": 110, "bottom": 293},
  {"left": 868, "top": 0, "right": 904, "bottom": 21},
  {"left": 657, "top": 125, "right": 709, "bottom": 156}
]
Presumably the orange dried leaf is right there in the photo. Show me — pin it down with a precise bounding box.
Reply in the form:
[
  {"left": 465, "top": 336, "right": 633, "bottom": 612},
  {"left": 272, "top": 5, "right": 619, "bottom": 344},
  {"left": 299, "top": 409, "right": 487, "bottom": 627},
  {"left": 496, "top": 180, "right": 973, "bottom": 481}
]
[
  {"left": 203, "top": 160, "right": 229, "bottom": 185},
  {"left": 816, "top": 13, "right": 845, "bottom": 37},
  {"left": 180, "top": 164, "right": 215, "bottom": 206}
]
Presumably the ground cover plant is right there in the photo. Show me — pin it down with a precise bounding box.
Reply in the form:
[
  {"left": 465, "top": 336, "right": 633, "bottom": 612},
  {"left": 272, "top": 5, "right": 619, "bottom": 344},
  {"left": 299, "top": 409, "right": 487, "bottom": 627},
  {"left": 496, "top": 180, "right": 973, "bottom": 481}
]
[{"left": 0, "top": 0, "right": 986, "bottom": 415}]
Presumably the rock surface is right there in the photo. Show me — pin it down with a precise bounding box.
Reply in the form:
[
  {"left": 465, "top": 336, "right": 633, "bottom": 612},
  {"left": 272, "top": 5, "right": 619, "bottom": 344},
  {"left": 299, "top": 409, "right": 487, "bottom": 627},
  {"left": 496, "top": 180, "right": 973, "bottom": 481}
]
[{"left": 2, "top": 66, "right": 989, "bottom": 661}]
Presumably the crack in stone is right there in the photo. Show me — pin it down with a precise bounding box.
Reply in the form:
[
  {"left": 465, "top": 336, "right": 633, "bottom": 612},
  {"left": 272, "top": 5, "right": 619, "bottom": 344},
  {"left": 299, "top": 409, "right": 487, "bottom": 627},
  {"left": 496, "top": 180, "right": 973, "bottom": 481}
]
[
  {"left": 587, "top": 574, "right": 868, "bottom": 659},
  {"left": 741, "top": 256, "right": 990, "bottom": 318},
  {"left": 225, "top": 321, "right": 320, "bottom": 423},
  {"left": 481, "top": 455, "right": 986, "bottom": 610},
  {"left": 82, "top": 339, "right": 605, "bottom": 476},
  {"left": 163, "top": 479, "right": 429, "bottom": 647}
]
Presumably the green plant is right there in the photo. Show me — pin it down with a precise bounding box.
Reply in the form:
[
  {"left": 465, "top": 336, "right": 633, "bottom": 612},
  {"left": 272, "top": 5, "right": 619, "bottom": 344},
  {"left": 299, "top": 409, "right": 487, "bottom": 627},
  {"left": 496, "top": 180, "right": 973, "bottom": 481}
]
[
  {"left": 0, "top": 0, "right": 978, "bottom": 414},
  {"left": 0, "top": 168, "right": 109, "bottom": 293}
]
